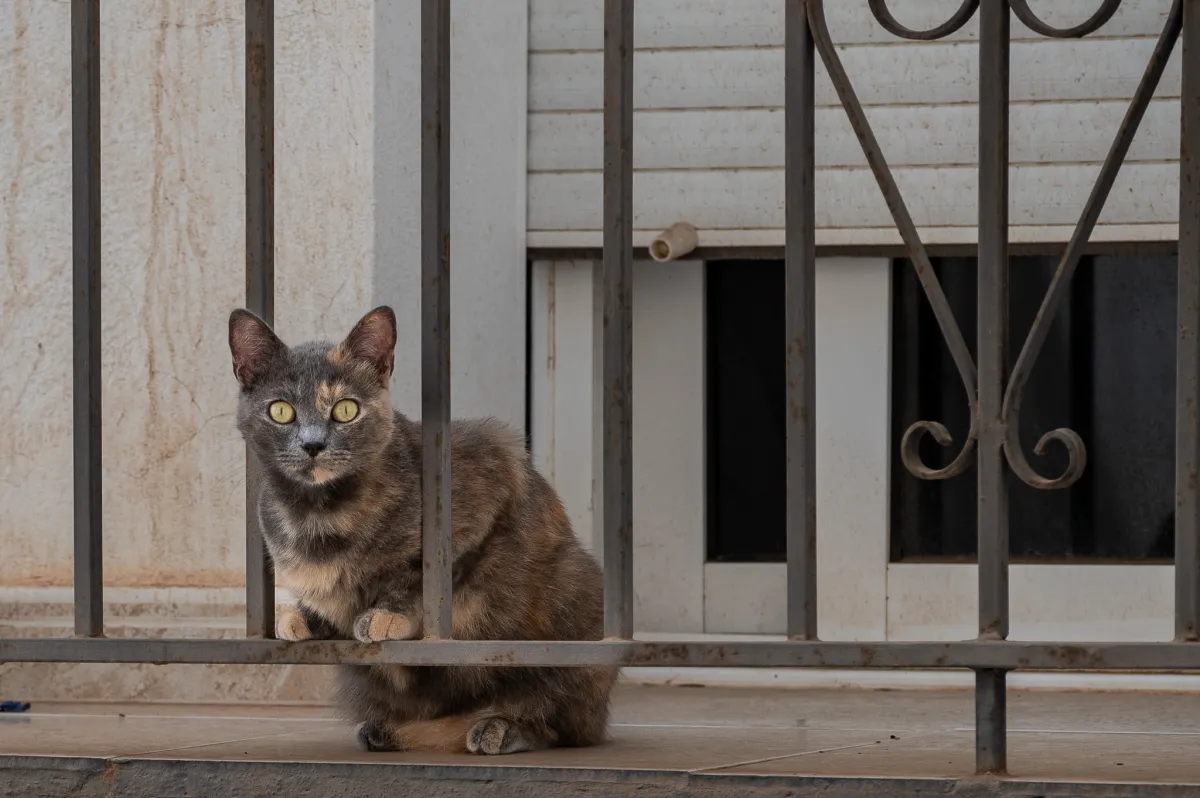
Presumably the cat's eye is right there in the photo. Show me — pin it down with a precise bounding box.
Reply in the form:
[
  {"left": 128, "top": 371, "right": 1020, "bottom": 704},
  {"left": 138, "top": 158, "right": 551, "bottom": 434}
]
[
  {"left": 268, "top": 401, "right": 295, "bottom": 424},
  {"left": 332, "top": 398, "right": 359, "bottom": 423}
]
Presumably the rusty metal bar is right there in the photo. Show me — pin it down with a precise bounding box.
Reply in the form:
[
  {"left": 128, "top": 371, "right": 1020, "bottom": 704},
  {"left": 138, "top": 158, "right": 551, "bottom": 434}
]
[
  {"left": 975, "top": 669, "right": 1007, "bottom": 775},
  {"left": 244, "top": 0, "right": 276, "bottom": 640},
  {"left": 71, "top": 0, "right": 103, "bottom": 639},
  {"left": 976, "top": 0, "right": 1010, "bottom": 776},
  {"left": 421, "top": 0, "right": 453, "bottom": 640},
  {"left": 1179, "top": 0, "right": 1200, "bottom": 642},
  {"left": 7, "top": 638, "right": 1200, "bottom": 669},
  {"left": 784, "top": 0, "right": 817, "bottom": 641},
  {"left": 811, "top": 0, "right": 979, "bottom": 483},
  {"left": 1001, "top": 0, "right": 1180, "bottom": 492},
  {"left": 976, "top": 0, "right": 1011, "bottom": 646},
  {"left": 601, "top": 0, "right": 635, "bottom": 640}
]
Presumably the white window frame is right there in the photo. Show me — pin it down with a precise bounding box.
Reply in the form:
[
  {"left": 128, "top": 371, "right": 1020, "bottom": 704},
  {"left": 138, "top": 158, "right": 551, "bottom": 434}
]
[{"left": 528, "top": 256, "right": 1174, "bottom": 648}]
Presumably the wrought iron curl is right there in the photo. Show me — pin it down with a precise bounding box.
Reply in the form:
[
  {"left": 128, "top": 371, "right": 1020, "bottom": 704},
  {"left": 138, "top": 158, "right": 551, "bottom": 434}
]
[
  {"left": 1001, "top": 420, "right": 1090, "bottom": 490},
  {"left": 901, "top": 419, "right": 976, "bottom": 481},
  {"left": 999, "top": 0, "right": 1180, "bottom": 489},
  {"left": 810, "top": 0, "right": 979, "bottom": 480},
  {"left": 868, "top": 0, "right": 979, "bottom": 41},
  {"left": 1009, "top": 0, "right": 1123, "bottom": 39}
]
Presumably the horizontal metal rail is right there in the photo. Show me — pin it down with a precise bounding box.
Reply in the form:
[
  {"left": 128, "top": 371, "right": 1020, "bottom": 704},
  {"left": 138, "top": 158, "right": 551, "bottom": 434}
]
[{"left": 6, "top": 638, "right": 1200, "bottom": 670}]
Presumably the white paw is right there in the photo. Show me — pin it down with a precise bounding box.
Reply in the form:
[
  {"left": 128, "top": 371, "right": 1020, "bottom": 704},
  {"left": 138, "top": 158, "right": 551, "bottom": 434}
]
[
  {"left": 276, "top": 609, "right": 312, "bottom": 642},
  {"left": 352, "top": 608, "right": 416, "bottom": 643}
]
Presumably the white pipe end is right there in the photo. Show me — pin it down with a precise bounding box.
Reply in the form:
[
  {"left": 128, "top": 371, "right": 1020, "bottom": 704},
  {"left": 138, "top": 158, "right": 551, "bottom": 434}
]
[{"left": 649, "top": 221, "right": 699, "bottom": 263}]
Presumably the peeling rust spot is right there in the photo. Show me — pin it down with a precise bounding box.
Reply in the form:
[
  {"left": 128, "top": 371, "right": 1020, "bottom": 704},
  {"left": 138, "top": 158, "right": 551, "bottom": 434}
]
[
  {"left": 98, "top": 758, "right": 119, "bottom": 787},
  {"left": 483, "top": 650, "right": 518, "bottom": 665}
]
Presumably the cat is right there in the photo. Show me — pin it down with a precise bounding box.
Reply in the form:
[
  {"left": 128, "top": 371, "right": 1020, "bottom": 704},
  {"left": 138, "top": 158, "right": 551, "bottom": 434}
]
[{"left": 228, "top": 305, "right": 617, "bottom": 755}]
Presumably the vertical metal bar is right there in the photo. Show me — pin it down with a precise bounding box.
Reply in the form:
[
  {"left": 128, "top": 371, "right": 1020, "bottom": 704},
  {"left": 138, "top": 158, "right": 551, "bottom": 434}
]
[
  {"left": 72, "top": 0, "right": 103, "bottom": 638},
  {"left": 975, "top": 668, "right": 1007, "bottom": 774},
  {"left": 784, "top": 0, "right": 818, "bottom": 641},
  {"left": 601, "top": 0, "right": 635, "bottom": 639},
  {"left": 975, "top": 0, "right": 1010, "bottom": 775},
  {"left": 421, "top": 0, "right": 453, "bottom": 640},
  {"left": 245, "top": 0, "right": 275, "bottom": 639},
  {"left": 1178, "top": 0, "right": 1200, "bottom": 642}
]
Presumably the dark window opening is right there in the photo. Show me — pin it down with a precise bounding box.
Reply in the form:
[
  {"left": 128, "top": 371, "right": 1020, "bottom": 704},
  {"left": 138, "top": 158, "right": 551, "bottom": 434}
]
[
  {"left": 891, "top": 254, "right": 1177, "bottom": 563},
  {"left": 706, "top": 260, "right": 786, "bottom": 562},
  {"left": 704, "top": 254, "right": 1178, "bottom": 565}
]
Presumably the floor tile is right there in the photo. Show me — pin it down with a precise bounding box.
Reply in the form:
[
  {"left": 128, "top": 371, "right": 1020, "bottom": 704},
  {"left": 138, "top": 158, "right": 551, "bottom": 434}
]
[
  {"left": 612, "top": 684, "right": 972, "bottom": 732},
  {"left": 0, "top": 713, "right": 336, "bottom": 759},
  {"left": 5, "top": 686, "right": 1200, "bottom": 784},
  {"left": 25, "top": 702, "right": 335, "bottom": 721},
  {"left": 1007, "top": 691, "right": 1200, "bottom": 734},
  {"left": 722, "top": 729, "right": 1200, "bottom": 783},
  {"left": 134, "top": 722, "right": 904, "bottom": 773}
]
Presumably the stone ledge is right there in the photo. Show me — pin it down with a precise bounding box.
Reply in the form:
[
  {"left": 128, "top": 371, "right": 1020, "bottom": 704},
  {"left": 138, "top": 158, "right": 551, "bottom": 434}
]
[
  {"left": 2, "top": 756, "right": 1196, "bottom": 798},
  {"left": 0, "top": 659, "right": 335, "bottom": 704},
  {"left": 0, "top": 615, "right": 333, "bottom": 704}
]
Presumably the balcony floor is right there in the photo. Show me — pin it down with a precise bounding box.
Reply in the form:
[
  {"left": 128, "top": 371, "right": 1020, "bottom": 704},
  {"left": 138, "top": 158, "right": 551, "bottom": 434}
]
[{"left": 2, "top": 683, "right": 1200, "bottom": 796}]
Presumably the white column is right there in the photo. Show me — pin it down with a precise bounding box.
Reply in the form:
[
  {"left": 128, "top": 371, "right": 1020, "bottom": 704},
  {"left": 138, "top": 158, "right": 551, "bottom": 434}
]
[{"left": 374, "top": 1, "right": 529, "bottom": 427}]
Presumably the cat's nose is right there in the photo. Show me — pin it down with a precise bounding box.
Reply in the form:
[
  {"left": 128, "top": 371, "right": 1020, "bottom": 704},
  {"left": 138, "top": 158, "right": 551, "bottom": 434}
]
[{"left": 301, "top": 440, "right": 326, "bottom": 457}]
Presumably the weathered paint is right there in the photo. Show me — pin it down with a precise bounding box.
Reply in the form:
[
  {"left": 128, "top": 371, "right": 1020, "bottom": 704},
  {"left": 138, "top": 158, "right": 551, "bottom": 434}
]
[{"left": 526, "top": 0, "right": 1184, "bottom": 246}]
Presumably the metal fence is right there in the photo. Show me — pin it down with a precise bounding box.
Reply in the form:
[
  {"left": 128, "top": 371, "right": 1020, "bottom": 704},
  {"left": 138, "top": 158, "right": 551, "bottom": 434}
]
[{"left": 2, "top": 0, "right": 1200, "bottom": 779}]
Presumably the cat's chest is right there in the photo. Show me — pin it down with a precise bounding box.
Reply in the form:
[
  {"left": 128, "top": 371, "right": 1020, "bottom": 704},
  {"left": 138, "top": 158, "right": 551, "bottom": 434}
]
[{"left": 265, "top": 503, "right": 366, "bottom": 630}]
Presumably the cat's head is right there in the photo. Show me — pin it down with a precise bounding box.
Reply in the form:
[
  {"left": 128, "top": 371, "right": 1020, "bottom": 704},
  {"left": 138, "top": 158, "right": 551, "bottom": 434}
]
[{"left": 228, "top": 306, "right": 398, "bottom": 486}]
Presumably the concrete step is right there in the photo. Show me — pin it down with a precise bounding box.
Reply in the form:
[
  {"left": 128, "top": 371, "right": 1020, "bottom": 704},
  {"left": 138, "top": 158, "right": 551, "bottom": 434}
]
[
  {"left": 12, "top": 757, "right": 1188, "bottom": 798},
  {"left": 0, "top": 614, "right": 334, "bottom": 704}
]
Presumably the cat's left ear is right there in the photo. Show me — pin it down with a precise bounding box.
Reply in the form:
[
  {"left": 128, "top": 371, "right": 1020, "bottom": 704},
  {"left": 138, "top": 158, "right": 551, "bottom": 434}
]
[
  {"left": 229, "top": 309, "right": 286, "bottom": 389},
  {"left": 335, "top": 306, "right": 397, "bottom": 386}
]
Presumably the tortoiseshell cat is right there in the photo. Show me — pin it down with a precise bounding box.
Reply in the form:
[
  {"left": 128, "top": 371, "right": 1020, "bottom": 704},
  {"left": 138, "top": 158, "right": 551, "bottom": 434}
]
[{"left": 228, "top": 306, "right": 616, "bottom": 755}]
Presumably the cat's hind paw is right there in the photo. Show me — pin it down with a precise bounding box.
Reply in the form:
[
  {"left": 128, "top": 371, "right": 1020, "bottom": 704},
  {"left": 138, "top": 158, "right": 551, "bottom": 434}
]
[
  {"left": 466, "top": 717, "right": 540, "bottom": 755},
  {"left": 356, "top": 721, "right": 397, "bottom": 752}
]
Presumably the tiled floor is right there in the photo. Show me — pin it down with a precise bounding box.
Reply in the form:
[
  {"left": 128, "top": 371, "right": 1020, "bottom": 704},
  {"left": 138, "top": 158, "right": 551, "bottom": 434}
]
[{"left": 3, "top": 685, "right": 1200, "bottom": 794}]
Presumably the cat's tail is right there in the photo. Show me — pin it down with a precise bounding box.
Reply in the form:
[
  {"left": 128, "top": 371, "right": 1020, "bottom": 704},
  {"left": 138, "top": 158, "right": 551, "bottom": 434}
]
[
  {"left": 359, "top": 713, "right": 481, "bottom": 753},
  {"left": 362, "top": 711, "right": 560, "bottom": 755}
]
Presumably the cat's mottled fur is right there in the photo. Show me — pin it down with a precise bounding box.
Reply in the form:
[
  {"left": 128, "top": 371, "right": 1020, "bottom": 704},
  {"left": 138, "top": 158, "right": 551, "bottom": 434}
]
[{"left": 228, "top": 306, "right": 617, "bottom": 755}]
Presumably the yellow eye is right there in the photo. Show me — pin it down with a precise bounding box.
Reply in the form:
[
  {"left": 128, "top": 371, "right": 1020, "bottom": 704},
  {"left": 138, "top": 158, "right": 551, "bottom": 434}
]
[
  {"left": 268, "top": 401, "right": 295, "bottom": 424},
  {"left": 332, "top": 398, "right": 359, "bottom": 423}
]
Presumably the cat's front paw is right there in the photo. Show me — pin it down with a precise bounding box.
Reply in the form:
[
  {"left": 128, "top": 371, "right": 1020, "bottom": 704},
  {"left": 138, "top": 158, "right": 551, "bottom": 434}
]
[
  {"left": 275, "top": 608, "right": 313, "bottom": 641},
  {"left": 353, "top": 608, "right": 416, "bottom": 643}
]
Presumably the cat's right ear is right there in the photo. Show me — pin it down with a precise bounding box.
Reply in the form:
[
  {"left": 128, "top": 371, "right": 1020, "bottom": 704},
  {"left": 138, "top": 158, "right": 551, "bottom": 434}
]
[
  {"left": 334, "top": 306, "right": 397, "bottom": 386},
  {"left": 229, "top": 309, "right": 285, "bottom": 389}
]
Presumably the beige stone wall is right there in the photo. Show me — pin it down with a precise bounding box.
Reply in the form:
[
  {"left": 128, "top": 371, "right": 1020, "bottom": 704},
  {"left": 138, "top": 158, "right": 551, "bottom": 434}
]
[{"left": 1, "top": 0, "right": 376, "bottom": 590}]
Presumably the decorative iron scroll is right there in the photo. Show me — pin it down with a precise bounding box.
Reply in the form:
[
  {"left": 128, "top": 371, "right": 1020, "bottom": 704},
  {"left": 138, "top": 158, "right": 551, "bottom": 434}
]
[
  {"left": 1008, "top": 0, "right": 1122, "bottom": 38},
  {"left": 867, "top": 0, "right": 979, "bottom": 40},
  {"left": 810, "top": 0, "right": 979, "bottom": 481},
  {"left": 810, "top": 0, "right": 1181, "bottom": 489}
]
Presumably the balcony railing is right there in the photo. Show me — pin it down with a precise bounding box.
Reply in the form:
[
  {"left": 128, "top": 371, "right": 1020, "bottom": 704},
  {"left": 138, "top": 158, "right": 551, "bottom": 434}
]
[{"left": 3, "top": 0, "right": 1200, "bottom": 778}]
